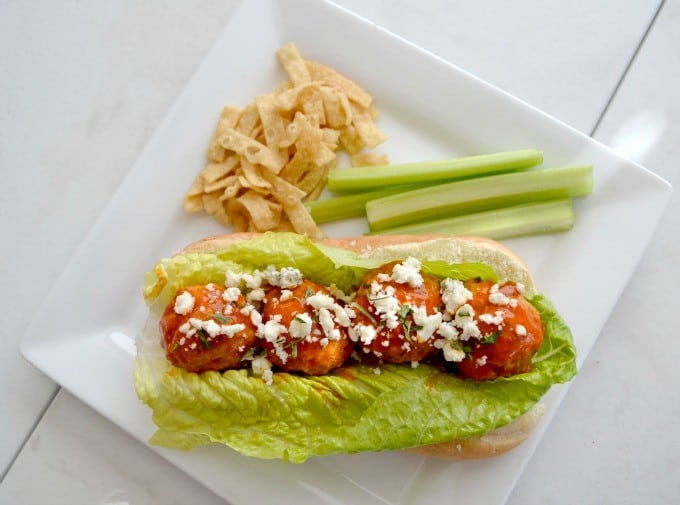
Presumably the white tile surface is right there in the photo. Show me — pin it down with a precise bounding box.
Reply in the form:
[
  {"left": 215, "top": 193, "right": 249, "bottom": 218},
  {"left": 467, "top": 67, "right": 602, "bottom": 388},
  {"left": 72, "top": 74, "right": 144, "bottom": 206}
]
[
  {"left": 0, "top": 390, "right": 224, "bottom": 505},
  {"left": 2, "top": 0, "right": 676, "bottom": 504},
  {"left": 0, "top": 0, "right": 240, "bottom": 474},
  {"left": 510, "top": 1, "right": 680, "bottom": 503},
  {"left": 333, "top": 0, "right": 660, "bottom": 134}
]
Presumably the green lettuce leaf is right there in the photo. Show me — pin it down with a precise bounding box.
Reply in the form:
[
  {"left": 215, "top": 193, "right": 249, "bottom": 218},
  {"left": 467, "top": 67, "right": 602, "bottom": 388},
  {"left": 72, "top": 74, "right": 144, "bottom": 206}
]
[{"left": 136, "top": 232, "right": 577, "bottom": 462}]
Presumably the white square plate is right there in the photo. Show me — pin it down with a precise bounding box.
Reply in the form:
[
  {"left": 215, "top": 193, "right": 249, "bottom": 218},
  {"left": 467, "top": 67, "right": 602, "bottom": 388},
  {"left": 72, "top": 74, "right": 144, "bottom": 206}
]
[{"left": 20, "top": 0, "right": 672, "bottom": 503}]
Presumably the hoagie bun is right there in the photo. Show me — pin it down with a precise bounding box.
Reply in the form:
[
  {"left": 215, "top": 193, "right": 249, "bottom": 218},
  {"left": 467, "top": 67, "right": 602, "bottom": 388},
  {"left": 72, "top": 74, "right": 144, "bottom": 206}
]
[{"left": 136, "top": 232, "right": 576, "bottom": 461}]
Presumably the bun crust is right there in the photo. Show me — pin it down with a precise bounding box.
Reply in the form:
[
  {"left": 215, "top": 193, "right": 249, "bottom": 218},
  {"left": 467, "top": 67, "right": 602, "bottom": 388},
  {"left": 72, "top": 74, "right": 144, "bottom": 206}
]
[
  {"left": 182, "top": 233, "right": 536, "bottom": 291},
  {"left": 178, "top": 232, "right": 543, "bottom": 459}
]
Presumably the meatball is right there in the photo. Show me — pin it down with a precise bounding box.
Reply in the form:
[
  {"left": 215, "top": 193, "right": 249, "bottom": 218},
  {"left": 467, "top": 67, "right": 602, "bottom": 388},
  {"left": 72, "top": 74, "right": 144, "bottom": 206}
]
[
  {"left": 160, "top": 284, "right": 258, "bottom": 373},
  {"left": 351, "top": 259, "right": 441, "bottom": 364},
  {"left": 453, "top": 280, "right": 544, "bottom": 380},
  {"left": 261, "top": 280, "right": 354, "bottom": 375}
]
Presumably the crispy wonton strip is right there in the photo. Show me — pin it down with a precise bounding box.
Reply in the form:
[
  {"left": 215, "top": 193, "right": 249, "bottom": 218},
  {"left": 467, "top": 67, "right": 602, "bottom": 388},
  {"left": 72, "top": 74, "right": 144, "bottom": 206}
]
[
  {"left": 283, "top": 200, "right": 324, "bottom": 239},
  {"left": 277, "top": 42, "right": 312, "bottom": 86},
  {"left": 219, "top": 128, "right": 285, "bottom": 174},
  {"left": 207, "top": 106, "right": 243, "bottom": 162},
  {"left": 305, "top": 60, "right": 372, "bottom": 109}
]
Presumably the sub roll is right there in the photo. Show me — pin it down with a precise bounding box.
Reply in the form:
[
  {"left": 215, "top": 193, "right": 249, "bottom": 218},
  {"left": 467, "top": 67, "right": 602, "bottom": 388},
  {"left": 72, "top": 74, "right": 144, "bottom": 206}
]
[{"left": 135, "top": 232, "right": 577, "bottom": 461}]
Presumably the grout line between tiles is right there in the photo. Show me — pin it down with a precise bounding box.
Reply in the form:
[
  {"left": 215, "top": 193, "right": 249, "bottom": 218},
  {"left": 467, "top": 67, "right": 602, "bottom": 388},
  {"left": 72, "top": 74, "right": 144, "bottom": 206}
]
[
  {"left": 0, "top": 386, "right": 61, "bottom": 484},
  {"left": 590, "top": 0, "right": 666, "bottom": 136}
]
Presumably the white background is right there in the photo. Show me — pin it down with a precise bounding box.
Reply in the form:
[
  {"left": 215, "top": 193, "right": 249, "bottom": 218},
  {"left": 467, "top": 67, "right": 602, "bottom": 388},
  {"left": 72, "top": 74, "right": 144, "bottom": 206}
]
[{"left": 1, "top": 0, "right": 678, "bottom": 503}]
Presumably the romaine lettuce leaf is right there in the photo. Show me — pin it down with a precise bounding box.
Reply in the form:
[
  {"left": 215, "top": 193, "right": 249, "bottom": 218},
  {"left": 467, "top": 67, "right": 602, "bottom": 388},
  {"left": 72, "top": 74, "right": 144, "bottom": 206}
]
[{"left": 136, "top": 232, "right": 576, "bottom": 462}]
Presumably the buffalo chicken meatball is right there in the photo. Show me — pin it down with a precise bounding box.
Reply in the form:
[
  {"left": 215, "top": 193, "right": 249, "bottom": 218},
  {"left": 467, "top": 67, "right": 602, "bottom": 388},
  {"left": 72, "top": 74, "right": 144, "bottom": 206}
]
[
  {"left": 351, "top": 258, "right": 442, "bottom": 364},
  {"left": 436, "top": 279, "right": 544, "bottom": 380},
  {"left": 260, "top": 279, "right": 354, "bottom": 375},
  {"left": 160, "top": 284, "right": 258, "bottom": 373}
]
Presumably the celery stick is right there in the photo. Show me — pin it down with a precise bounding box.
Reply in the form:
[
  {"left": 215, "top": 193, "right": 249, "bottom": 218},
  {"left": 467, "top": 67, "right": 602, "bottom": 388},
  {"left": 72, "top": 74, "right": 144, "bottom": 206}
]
[
  {"left": 305, "top": 184, "right": 425, "bottom": 223},
  {"left": 366, "top": 165, "right": 593, "bottom": 231},
  {"left": 367, "top": 199, "right": 575, "bottom": 240},
  {"left": 327, "top": 148, "right": 543, "bottom": 194}
]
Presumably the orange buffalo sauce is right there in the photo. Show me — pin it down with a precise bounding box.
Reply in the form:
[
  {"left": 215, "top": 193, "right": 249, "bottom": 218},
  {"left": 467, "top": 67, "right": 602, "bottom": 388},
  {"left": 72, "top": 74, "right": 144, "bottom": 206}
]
[
  {"left": 160, "top": 284, "right": 258, "bottom": 373},
  {"left": 157, "top": 259, "right": 544, "bottom": 382},
  {"left": 455, "top": 280, "right": 544, "bottom": 381}
]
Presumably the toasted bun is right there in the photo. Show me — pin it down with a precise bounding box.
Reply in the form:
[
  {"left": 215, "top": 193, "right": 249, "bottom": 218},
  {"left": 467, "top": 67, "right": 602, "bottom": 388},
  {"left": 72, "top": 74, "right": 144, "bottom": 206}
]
[{"left": 179, "top": 232, "right": 543, "bottom": 459}]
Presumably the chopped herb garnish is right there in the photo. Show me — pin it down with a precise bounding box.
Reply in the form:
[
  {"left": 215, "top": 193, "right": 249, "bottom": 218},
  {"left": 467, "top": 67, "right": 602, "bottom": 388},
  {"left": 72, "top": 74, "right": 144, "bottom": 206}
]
[
  {"left": 398, "top": 304, "right": 422, "bottom": 342},
  {"left": 241, "top": 348, "right": 256, "bottom": 361},
  {"left": 351, "top": 302, "right": 378, "bottom": 326},
  {"left": 304, "top": 287, "right": 314, "bottom": 298},
  {"left": 294, "top": 315, "right": 308, "bottom": 324},
  {"left": 199, "top": 310, "right": 232, "bottom": 324},
  {"left": 208, "top": 313, "right": 232, "bottom": 324},
  {"left": 482, "top": 331, "right": 501, "bottom": 345},
  {"left": 197, "top": 329, "right": 213, "bottom": 349},
  {"left": 240, "top": 347, "right": 265, "bottom": 361},
  {"left": 398, "top": 304, "right": 412, "bottom": 320},
  {"left": 286, "top": 336, "right": 308, "bottom": 358}
]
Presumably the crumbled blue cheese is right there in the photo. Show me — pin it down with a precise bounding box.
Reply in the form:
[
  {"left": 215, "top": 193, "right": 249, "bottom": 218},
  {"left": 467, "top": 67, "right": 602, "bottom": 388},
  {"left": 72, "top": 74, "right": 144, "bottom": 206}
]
[
  {"left": 437, "top": 321, "right": 459, "bottom": 340},
  {"left": 479, "top": 310, "right": 505, "bottom": 326},
  {"left": 443, "top": 345, "right": 465, "bottom": 362},
  {"left": 247, "top": 287, "right": 266, "bottom": 303},
  {"left": 515, "top": 324, "right": 527, "bottom": 336},
  {"left": 318, "top": 308, "right": 341, "bottom": 340},
  {"left": 411, "top": 305, "right": 443, "bottom": 342},
  {"left": 306, "top": 292, "right": 335, "bottom": 310},
  {"left": 304, "top": 291, "right": 354, "bottom": 340},
  {"left": 222, "top": 287, "right": 241, "bottom": 303},
  {"left": 239, "top": 303, "right": 256, "bottom": 316},
  {"left": 451, "top": 304, "right": 481, "bottom": 341},
  {"left": 488, "top": 283, "right": 517, "bottom": 307},
  {"left": 225, "top": 270, "right": 264, "bottom": 289},
  {"left": 390, "top": 257, "right": 423, "bottom": 287},
  {"left": 263, "top": 266, "right": 303, "bottom": 288},
  {"left": 349, "top": 323, "right": 377, "bottom": 345},
  {"left": 441, "top": 278, "right": 472, "bottom": 314},
  {"left": 179, "top": 317, "right": 246, "bottom": 339},
  {"left": 336, "top": 305, "right": 355, "bottom": 327},
  {"left": 178, "top": 321, "right": 195, "bottom": 337},
  {"left": 369, "top": 281, "right": 400, "bottom": 329},
  {"left": 257, "top": 316, "right": 289, "bottom": 363},
  {"left": 289, "top": 313, "right": 312, "bottom": 339},
  {"left": 251, "top": 355, "right": 273, "bottom": 385},
  {"left": 490, "top": 283, "right": 519, "bottom": 308},
  {"left": 459, "top": 320, "right": 481, "bottom": 341},
  {"left": 434, "top": 339, "right": 465, "bottom": 362},
  {"left": 174, "top": 291, "right": 195, "bottom": 315},
  {"left": 259, "top": 317, "right": 286, "bottom": 342}
]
